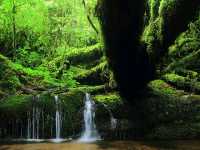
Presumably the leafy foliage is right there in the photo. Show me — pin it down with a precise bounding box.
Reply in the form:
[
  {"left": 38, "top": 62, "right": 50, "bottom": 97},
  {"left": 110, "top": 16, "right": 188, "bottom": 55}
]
[{"left": 0, "top": 0, "right": 101, "bottom": 97}]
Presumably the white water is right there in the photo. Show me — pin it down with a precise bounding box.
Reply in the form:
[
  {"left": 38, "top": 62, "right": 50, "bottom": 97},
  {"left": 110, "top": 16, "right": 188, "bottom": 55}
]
[
  {"left": 78, "top": 93, "right": 100, "bottom": 142},
  {"left": 102, "top": 103, "right": 117, "bottom": 130},
  {"left": 51, "top": 95, "right": 63, "bottom": 143},
  {"left": 27, "top": 112, "right": 31, "bottom": 139},
  {"left": 110, "top": 117, "right": 117, "bottom": 130},
  {"left": 27, "top": 95, "right": 40, "bottom": 139},
  {"left": 26, "top": 95, "right": 63, "bottom": 142}
]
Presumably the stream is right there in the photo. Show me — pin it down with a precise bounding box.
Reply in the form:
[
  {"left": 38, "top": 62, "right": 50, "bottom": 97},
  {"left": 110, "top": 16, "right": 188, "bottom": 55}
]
[
  {"left": 1, "top": 93, "right": 200, "bottom": 149},
  {"left": 0, "top": 140, "right": 200, "bottom": 150}
]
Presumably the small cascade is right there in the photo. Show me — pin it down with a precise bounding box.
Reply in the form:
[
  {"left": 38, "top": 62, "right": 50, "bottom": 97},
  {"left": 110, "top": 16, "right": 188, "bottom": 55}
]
[
  {"left": 102, "top": 103, "right": 117, "bottom": 130},
  {"left": 110, "top": 117, "right": 117, "bottom": 130},
  {"left": 50, "top": 95, "right": 64, "bottom": 143},
  {"left": 78, "top": 93, "right": 100, "bottom": 142},
  {"left": 27, "top": 112, "right": 31, "bottom": 138},
  {"left": 27, "top": 95, "right": 41, "bottom": 140},
  {"left": 55, "top": 95, "right": 62, "bottom": 139}
]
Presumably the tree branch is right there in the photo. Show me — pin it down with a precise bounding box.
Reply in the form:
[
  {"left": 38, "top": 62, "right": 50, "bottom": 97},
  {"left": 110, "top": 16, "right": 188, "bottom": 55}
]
[{"left": 82, "top": 0, "right": 99, "bottom": 34}]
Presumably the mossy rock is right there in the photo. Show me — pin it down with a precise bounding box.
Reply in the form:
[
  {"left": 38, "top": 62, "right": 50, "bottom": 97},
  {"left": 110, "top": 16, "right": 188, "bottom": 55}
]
[
  {"left": 94, "top": 92, "right": 122, "bottom": 107},
  {"left": 93, "top": 92, "right": 131, "bottom": 119},
  {"left": 147, "top": 123, "right": 200, "bottom": 139},
  {"left": 148, "top": 79, "right": 184, "bottom": 97},
  {"left": 129, "top": 79, "right": 200, "bottom": 138},
  {"left": 136, "top": 83, "right": 200, "bottom": 139},
  {"left": 65, "top": 43, "right": 104, "bottom": 66},
  {"left": 0, "top": 54, "right": 64, "bottom": 94},
  {"left": 0, "top": 90, "right": 85, "bottom": 138},
  {"left": 75, "top": 61, "right": 109, "bottom": 85},
  {"left": 69, "top": 85, "right": 107, "bottom": 95},
  {"left": 0, "top": 90, "right": 6, "bottom": 98},
  {"left": 169, "top": 39, "right": 200, "bottom": 60},
  {"left": 59, "top": 90, "right": 84, "bottom": 112},
  {"left": 173, "top": 69, "right": 198, "bottom": 79},
  {"left": 166, "top": 49, "right": 200, "bottom": 73},
  {"left": 163, "top": 73, "right": 200, "bottom": 94},
  {"left": 58, "top": 90, "right": 85, "bottom": 136},
  {"left": 0, "top": 95, "right": 32, "bottom": 117}
]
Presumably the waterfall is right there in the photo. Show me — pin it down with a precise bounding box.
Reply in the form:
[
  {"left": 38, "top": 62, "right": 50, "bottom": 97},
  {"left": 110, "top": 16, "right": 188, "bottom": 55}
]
[
  {"left": 32, "top": 106, "right": 35, "bottom": 139},
  {"left": 78, "top": 93, "right": 100, "bottom": 142},
  {"left": 27, "top": 112, "right": 31, "bottom": 139},
  {"left": 49, "top": 95, "right": 64, "bottom": 143},
  {"left": 110, "top": 117, "right": 117, "bottom": 130},
  {"left": 27, "top": 95, "right": 41, "bottom": 139},
  {"left": 102, "top": 103, "right": 117, "bottom": 130},
  {"left": 55, "top": 95, "right": 61, "bottom": 139}
]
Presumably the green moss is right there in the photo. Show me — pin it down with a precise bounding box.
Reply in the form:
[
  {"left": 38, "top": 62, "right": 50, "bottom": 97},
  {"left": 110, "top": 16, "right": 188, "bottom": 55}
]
[
  {"left": 163, "top": 73, "right": 185, "bottom": 83},
  {"left": 0, "top": 54, "right": 75, "bottom": 92},
  {"left": 159, "top": 0, "right": 176, "bottom": 16},
  {"left": 148, "top": 80, "right": 179, "bottom": 96},
  {"left": 166, "top": 49, "right": 200, "bottom": 73},
  {"left": 77, "top": 61, "right": 108, "bottom": 76},
  {"left": 166, "top": 17, "right": 200, "bottom": 76},
  {"left": 65, "top": 43, "right": 103, "bottom": 65},
  {"left": 169, "top": 38, "right": 200, "bottom": 59},
  {"left": 162, "top": 73, "right": 200, "bottom": 93},
  {"left": 143, "top": 0, "right": 200, "bottom": 68},
  {"left": 142, "top": 17, "right": 163, "bottom": 63},
  {"left": 69, "top": 66, "right": 87, "bottom": 75},
  {"left": 75, "top": 61, "right": 109, "bottom": 85},
  {"left": 59, "top": 90, "right": 84, "bottom": 109},
  {"left": 69, "top": 85, "right": 106, "bottom": 95},
  {"left": 42, "top": 56, "right": 64, "bottom": 72},
  {"left": 58, "top": 90, "right": 85, "bottom": 136},
  {"left": 94, "top": 92, "right": 120, "bottom": 103},
  {"left": 149, "top": 0, "right": 161, "bottom": 20},
  {"left": 0, "top": 90, "right": 5, "bottom": 98},
  {"left": 0, "top": 95, "right": 32, "bottom": 115},
  {"left": 93, "top": 92, "right": 123, "bottom": 119},
  {"left": 1, "top": 54, "right": 53, "bottom": 81},
  {"left": 147, "top": 123, "right": 200, "bottom": 139},
  {"left": 0, "top": 72, "right": 22, "bottom": 94},
  {"left": 0, "top": 54, "right": 8, "bottom": 63},
  {"left": 185, "top": 94, "right": 200, "bottom": 101}
]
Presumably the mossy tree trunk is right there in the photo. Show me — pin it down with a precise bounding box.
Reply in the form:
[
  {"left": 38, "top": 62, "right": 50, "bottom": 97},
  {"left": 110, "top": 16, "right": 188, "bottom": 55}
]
[
  {"left": 97, "top": 0, "right": 154, "bottom": 103},
  {"left": 97, "top": 0, "right": 200, "bottom": 103}
]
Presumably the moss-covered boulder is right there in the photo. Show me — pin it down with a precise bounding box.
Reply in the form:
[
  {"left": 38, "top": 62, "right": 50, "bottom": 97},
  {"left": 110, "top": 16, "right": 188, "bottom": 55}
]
[
  {"left": 65, "top": 43, "right": 103, "bottom": 66},
  {"left": 75, "top": 61, "right": 110, "bottom": 85},
  {"left": 137, "top": 80, "right": 200, "bottom": 139},
  {"left": 0, "top": 95, "right": 32, "bottom": 117},
  {"left": 0, "top": 90, "right": 85, "bottom": 138},
  {"left": 162, "top": 73, "right": 200, "bottom": 94}
]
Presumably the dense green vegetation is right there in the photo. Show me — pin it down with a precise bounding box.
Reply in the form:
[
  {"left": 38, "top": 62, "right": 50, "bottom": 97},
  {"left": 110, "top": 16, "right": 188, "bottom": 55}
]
[
  {"left": 96, "top": 0, "right": 200, "bottom": 138},
  {"left": 1, "top": 0, "right": 200, "bottom": 140},
  {"left": 0, "top": 0, "right": 105, "bottom": 97}
]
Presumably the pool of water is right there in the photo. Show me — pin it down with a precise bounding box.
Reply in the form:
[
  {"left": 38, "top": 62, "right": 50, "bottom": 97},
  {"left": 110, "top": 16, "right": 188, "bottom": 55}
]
[{"left": 0, "top": 140, "right": 200, "bottom": 150}]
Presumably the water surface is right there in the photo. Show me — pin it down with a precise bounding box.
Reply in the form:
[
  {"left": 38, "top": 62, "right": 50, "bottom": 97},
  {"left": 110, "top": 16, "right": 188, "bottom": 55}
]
[{"left": 0, "top": 141, "right": 200, "bottom": 150}]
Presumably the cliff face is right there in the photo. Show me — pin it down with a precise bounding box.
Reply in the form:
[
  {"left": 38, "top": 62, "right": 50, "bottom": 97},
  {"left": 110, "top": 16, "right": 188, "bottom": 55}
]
[
  {"left": 1, "top": 0, "right": 200, "bottom": 140},
  {"left": 96, "top": 0, "right": 155, "bottom": 102},
  {"left": 93, "top": 0, "right": 200, "bottom": 138},
  {"left": 97, "top": 0, "right": 200, "bottom": 103}
]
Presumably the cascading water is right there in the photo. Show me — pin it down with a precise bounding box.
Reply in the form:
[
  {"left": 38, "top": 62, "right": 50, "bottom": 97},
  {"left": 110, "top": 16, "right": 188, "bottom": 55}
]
[
  {"left": 27, "top": 112, "right": 31, "bottom": 139},
  {"left": 110, "top": 117, "right": 117, "bottom": 130},
  {"left": 27, "top": 95, "right": 41, "bottom": 140},
  {"left": 50, "top": 95, "right": 64, "bottom": 143},
  {"left": 55, "top": 95, "right": 61, "bottom": 139},
  {"left": 0, "top": 93, "right": 104, "bottom": 141},
  {"left": 78, "top": 93, "right": 100, "bottom": 142},
  {"left": 102, "top": 103, "right": 117, "bottom": 130}
]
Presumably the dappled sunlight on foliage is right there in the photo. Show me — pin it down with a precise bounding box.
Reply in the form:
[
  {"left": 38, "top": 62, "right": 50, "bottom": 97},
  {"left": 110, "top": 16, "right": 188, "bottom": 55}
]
[
  {"left": 0, "top": 0, "right": 103, "bottom": 97},
  {"left": 1, "top": 0, "right": 200, "bottom": 141}
]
